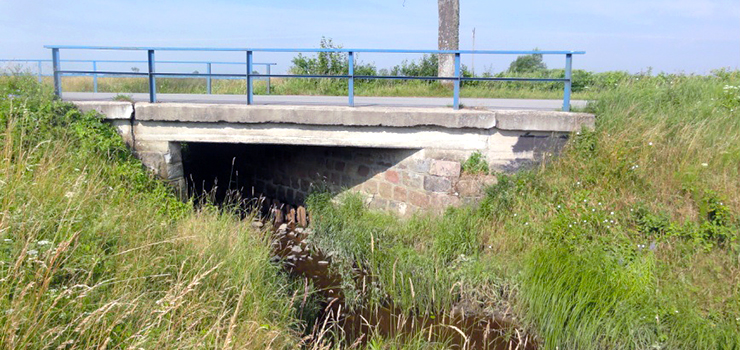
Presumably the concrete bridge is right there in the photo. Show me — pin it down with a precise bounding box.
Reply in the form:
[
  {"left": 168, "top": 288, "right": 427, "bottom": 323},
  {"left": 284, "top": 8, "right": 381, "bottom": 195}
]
[{"left": 73, "top": 99, "right": 594, "bottom": 215}]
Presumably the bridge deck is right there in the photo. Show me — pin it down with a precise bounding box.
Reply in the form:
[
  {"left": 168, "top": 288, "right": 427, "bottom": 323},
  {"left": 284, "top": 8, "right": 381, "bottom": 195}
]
[{"left": 62, "top": 92, "right": 587, "bottom": 111}]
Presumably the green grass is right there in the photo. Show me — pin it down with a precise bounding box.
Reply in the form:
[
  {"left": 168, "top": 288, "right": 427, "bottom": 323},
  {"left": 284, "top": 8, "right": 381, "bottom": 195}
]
[
  {"left": 303, "top": 70, "right": 740, "bottom": 349},
  {"left": 56, "top": 74, "right": 601, "bottom": 100},
  {"left": 0, "top": 75, "right": 305, "bottom": 349},
  {"left": 3, "top": 69, "right": 740, "bottom": 349}
]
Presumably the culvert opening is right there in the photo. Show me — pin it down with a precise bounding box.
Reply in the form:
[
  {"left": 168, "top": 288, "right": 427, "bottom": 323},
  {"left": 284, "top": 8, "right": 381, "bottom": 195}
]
[{"left": 181, "top": 142, "right": 418, "bottom": 208}]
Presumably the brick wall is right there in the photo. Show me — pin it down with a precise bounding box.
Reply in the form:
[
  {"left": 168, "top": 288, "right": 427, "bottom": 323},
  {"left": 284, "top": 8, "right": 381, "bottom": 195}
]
[{"left": 182, "top": 143, "right": 481, "bottom": 215}]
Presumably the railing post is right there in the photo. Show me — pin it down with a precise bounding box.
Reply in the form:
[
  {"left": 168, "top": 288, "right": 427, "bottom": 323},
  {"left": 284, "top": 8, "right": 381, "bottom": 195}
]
[
  {"left": 92, "top": 60, "right": 98, "bottom": 93},
  {"left": 37, "top": 60, "right": 43, "bottom": 83},
  {"left": 563, "top": 53, "right": 572, "bottom": 112},
  {"left": 206, "top": 63, "right": 212, "bottom": 94},
  {"left": 148, "top": 50, "right": 156, "bottom": 103},
  {"left": 246, "top": 51, "right": 253, "bottom": 105},
  {"left": 453, "top": 52, "right": 461, "bottom": 110},
  {"left": 348, "top": 51, "right": 355, "bottom": 107},
  {"left": 266, "top": 64, "right": 271, "bottom": 95},
  {"left": 52, "top": 48, "right": 62, "bottom": 98}
]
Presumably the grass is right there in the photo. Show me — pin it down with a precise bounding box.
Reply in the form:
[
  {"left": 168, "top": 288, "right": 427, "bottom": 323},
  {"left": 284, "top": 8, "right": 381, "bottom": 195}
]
[
  {"left": 0, "top": 75, "right": 305, "bottom": 349},
  {"left": 303, "top": 70, "right": 740, "bottom": 349},
  {"left": 2, "top": 69, "right": 740, "bottom": 349},
  {"left": 56, "top": 75, "right": 597, "bottom": 100}
]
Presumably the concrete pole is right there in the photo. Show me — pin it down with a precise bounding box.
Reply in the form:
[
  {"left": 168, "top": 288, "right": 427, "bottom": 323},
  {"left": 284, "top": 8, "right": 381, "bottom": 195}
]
[{"left": 438, "top": 0, "right": 459, "bottom": 88}]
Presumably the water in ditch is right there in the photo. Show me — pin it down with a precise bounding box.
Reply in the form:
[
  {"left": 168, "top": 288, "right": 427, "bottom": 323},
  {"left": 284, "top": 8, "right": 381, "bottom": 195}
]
[{"left": 266, "top": 211, "right": 535, "bottom": 350}]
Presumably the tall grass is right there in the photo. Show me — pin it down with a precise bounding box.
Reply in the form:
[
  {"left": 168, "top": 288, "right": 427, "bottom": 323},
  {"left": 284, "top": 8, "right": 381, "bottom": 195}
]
[
  {"left": 3, "top": 69, "right": 740, "bottom": 349},
  {"left": 305, "top": 70, "right": 740, "bottom": 349},
  {"left": 0, "top": 75, "right": 303, "bottom": 349},
  {"left": 54, "top": 73, "right": 624, "bottom": 100}
]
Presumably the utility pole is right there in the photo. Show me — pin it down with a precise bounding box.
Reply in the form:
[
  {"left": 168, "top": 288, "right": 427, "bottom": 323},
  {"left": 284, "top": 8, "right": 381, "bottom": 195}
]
[{"left": 437, "top": 0, "right": 459, "bottom": 87}]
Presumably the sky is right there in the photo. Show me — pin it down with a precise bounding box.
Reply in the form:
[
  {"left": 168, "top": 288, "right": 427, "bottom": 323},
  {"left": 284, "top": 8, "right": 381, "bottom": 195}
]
[{"left": 0, "top": 0, "right": 738, "bottom": 74}]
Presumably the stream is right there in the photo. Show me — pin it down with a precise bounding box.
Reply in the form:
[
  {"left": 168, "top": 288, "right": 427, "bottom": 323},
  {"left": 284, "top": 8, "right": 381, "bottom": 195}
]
[{"left": 262, "top": 200, "right": 535, "bottom": 350}]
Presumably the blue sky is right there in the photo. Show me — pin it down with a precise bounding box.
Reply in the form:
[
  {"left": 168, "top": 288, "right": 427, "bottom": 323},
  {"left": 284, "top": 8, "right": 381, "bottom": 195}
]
[{"left": 1, "top": 0, "right": 738, "bottom": 74}]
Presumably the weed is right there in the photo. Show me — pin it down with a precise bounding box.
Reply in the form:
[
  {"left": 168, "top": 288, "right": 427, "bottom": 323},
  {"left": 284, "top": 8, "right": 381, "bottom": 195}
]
[
  {"left": 112, "top": 93, "right": 134, "bottom": 102},
  {"left": 462, "top": 151, "right": 489, "bottom": 175}
]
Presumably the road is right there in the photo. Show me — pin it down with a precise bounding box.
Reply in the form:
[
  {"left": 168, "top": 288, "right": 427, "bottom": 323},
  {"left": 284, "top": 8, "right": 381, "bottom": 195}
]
[{"left": 62, "top": 92, "right": 588, "bottom": 111}]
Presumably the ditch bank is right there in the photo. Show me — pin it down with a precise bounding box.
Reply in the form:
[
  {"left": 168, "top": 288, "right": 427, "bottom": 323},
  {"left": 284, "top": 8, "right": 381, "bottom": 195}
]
[{"left": 256, "top": 198, "right": 535, "bottom": 349}]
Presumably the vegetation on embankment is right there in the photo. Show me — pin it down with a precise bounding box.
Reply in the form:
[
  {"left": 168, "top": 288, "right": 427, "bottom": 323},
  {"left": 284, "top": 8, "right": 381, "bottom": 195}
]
[
  {"left": 0, "top": 76, "right": 304, "bottom": 349},
  {"left": 305, "top": 70, "right": 740, "bottom": 349}
]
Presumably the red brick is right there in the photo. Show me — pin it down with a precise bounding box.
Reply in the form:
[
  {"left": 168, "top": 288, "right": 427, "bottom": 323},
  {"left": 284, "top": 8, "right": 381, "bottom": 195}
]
[
  {"left": 409, "top": 191, "right": 430, "bottom": 207},
  {"left": 363, "top": 180, "right": 379, "bottom": 194},
  {"left": 430, "top": 193, "right": 461, "bottom": 208},
  {"left": 385, "top": 170, "right": 400, "bottom": 184},
  {"left": 379, "top": 182, "right": 393, "bottom": 198},
  {"left": 393, "top": 186, "right": 407, "bottom": 201}
]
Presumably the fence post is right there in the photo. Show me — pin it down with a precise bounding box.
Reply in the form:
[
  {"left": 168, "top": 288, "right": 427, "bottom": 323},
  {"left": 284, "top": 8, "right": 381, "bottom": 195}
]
[
  {"left": 266, "top": 64, "right": 271, "bottom": 95},
  {"left": 207, "top": 63, "right": 212, "bottom": 94},
  {"left": 148, "top": 50, "right": 156, "bottom": 103},
  {"left": 37, "top": 60, "right": 43, "bottom": 83},
  {"left": 246, "top": 51, "right": 253, "bottom": 105},
  {"left": 348, "top": 51, "right": 355, "bottom": 107},
  {"left": 453, "top": 52, "right": 461, "bottom": 110},
  {"left": 93, "top": 61, "right": 98, "bottom": 93},
  {"left": 563, "top": 53, "right": 572, "bottom": 112},
  {"left": 52, "top": 48, "right": 62, "bottom": 98}
]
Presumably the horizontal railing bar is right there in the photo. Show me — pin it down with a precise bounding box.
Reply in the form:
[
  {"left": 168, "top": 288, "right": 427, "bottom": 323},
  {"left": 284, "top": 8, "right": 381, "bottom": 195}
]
[
  {"left": 56, "top": 73, "right": 269, "bottom": 81},
  {"left": 146, "top": 72, "right": 248, "bottom": 78},
  {"left": 462, "top": 77, "right": 569, "bottom": 82},
  {"left": 354, "top": 75, "right": 462, "bottom": 81},
  {"left": 55, "top": 70, "right": 571, "bottom": 83},
  {"left": 25, "top": 72, "right": 571, "bottom": 83},
  {"left": 44, "top": 45, "right": 585, "bottom": 55},
  {"left": 57, "top": 70, "right": 150, "bottom": 76},
  {"left": 1, "top": 59, "right": 276, "bottom": 66}
]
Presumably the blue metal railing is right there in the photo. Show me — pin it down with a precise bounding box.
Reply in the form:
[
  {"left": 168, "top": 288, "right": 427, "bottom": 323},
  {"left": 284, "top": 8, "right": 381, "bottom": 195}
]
[
  {"left": 43, "top": 45, "right": 585, "bottom": 111},
  {"left": 0, "top": 58, "right": 277, "bottom": 94}
]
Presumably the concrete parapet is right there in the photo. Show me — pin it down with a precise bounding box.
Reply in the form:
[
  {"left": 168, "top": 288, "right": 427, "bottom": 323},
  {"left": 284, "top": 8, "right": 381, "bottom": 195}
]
[{"left": 73, "top": 101, "right": 134, "bottom": 120}]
